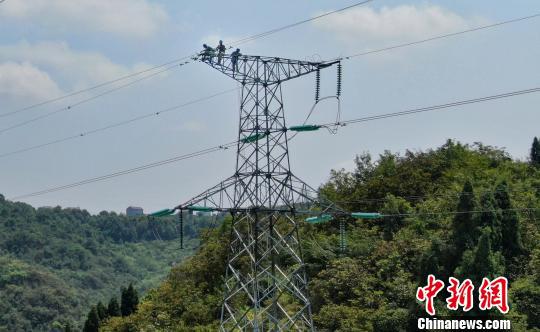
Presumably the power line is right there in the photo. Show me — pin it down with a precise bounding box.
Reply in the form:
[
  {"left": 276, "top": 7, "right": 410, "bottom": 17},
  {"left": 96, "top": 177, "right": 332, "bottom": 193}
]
[
  {"left": 0, "top": 63, "right": 182, "bottom": 135},
  {"left": 228, "top": 0, "right": 373, "bottom": 46},
  {"left": 333, "top": 185, "right": 540, "bottom": 205},
  {"left": 0, "top": 60, "right": 193, "bottom": 119},
  {"left": 332, "top": 13, "right": 540, "bottom": 61},
  {"left": 0, "top": 88, "right": 238, "bottom": 159},
  {"left": 377, "top": 207, "right": 540, "bottom": 218},
  {"left": 320, "top": 87, "right": 540, "bottom": 128},
  {"left": 9, "top": 141, "right": 238, "bottom": 200},
  {"left": 8, "top": 85, "right": 540, "bottom": 200},
  {"left": 1, "top": 0, "right": 373, "bottom": 119}
]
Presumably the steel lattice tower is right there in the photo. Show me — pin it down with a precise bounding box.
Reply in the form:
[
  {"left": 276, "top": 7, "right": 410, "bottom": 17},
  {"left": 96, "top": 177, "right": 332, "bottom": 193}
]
[{"left": 177, "top": 54, "right": 339, "bottom": 331}]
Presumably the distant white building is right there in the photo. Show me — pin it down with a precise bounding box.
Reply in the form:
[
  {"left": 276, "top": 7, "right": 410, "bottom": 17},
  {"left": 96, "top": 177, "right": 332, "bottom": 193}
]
[{"left": 126, "top": 206, "right": 144, "bottom": 216}]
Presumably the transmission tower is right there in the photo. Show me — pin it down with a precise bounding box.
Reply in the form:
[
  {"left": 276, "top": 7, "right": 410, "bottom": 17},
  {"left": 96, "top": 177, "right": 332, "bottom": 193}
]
[{"left": 176, "top": 53, "right": 340, "bottom": 331}]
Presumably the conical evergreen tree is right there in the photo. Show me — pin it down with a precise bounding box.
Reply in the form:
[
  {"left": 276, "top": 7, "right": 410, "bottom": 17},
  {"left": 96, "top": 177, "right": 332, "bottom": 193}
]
[
  {"left": 107, "top": 296, "right": 121, "bottom": 317},
  {"left": 419, "top": 238, "right": 446, "bottom": 280},
  {"left": 494, "top": 181, "right": 524, "bottom": 259},
  {"left": 82, "top": 307, "right": 100, "bottom": 332},
  {"left": 121, "top": 283, "right": 139, "bottom": 316},
  {"left": 530, "top": 137, "right": 540, "bottom": 166},
  {"left": 478, "top": 192, "right": 502, "bottom": 251},
  {"left": 450, "top": 180, "right": 477, "bottom": 271},
  {"left": 472, "top": 229, "right": 503, "bottom": 281},
  {"left": 456, "top": 228, "right": 504, "bottom": 282},
  {"left": 453, "top": 180, "right": 476, "bottom": 249},
  {"left": 96, "top": 301, "right": 108, "bottom": 321}
]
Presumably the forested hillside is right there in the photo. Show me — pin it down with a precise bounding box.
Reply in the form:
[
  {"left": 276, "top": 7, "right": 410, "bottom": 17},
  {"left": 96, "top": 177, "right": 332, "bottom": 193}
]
[
  {"left": 101, "top": 140, "right": 540, "bottom": 331},
  {"left": 0, "top": 198, "right": 213, "bottom": 331}
]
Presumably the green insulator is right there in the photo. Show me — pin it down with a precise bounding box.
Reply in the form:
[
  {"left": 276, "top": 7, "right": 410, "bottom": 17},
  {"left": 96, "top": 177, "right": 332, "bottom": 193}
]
[
  {"left": 187, "top": 206, "right": 214, "bottom": 212},
  {"left": 351, "top": 212, "right": 381, "bottom": 219},
  {"left": 241, "top": 132, "right": 267, "bottom": 143},
  {"left": 305, "top": 214, "right": 333, "bottom": 224},
  {"left": 289, "top": 125, "right": 321, "bottom": 132},
  {"left": 149, "top": 208, "right": 175, "bottom": 217}
]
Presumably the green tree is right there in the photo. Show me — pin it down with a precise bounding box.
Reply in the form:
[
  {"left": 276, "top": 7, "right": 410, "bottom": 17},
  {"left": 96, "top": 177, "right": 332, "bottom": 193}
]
[
  {"left": 450, "top": 180, "right": 476, "bottom": 271},
  {"left": 494, "top": 181, "right": 524, "bottom": 261},
  {"left": 107, "top": 296, "right": 121, "bottom": 317},
  {"left": 530, "top": 248, "right": 540, "bottom": 284},
  {"left": 478, "top": 192, "right": 502, "bottom": 251},
  {"left": 454, "top": 181, "right": 476, "bottom": 248},
  {"left": 455, "top": 228, "right": 505, "bottom": 317},
  {"left": 96, "top": 301, "right": 108, "bottom": 321},
  {"left": 530, "top": 137, "right": 540, "bottom": 166},
  {"left": 82, "top": 306, "right": 100, "bottom": 332},
  {"left": 64, "top": 322, "right": 73, "bottom": 332},
  {"left": 511, "top": 277, "right": 540, "bottom": 329},
  {"left": 419, "top": 239, "right": 447, "bottom": 280},
  {"left": 121, "top": 283, "right": 139, "bottom": 316},
  {"left": 379, "top": 195, "right": 411, "bottom": 241}
]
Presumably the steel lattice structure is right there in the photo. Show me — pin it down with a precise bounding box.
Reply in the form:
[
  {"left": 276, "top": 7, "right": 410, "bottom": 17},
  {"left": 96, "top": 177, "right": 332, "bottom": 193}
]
[{"left": 177, "top": 53, "right": 340, "bottom": 331}]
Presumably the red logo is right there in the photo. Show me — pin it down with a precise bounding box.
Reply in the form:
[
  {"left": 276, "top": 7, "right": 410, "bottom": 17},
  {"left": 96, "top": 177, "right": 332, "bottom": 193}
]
[
  {"left": 478, "top": 277, "right": 509, "bottom": 314},
  {"left": 446, "top": 277, "right": 474, "bottom": 312},
  {"left": 416, "top": 274, "right": 445, "bottom": 315},
  {"left": 416, "top": 276, "right": 509, "bottom": 315}
]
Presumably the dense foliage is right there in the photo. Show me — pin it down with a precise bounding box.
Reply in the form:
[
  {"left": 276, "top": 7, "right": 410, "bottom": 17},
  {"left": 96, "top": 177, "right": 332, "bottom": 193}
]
[
  {"left": 0, "top": 198, "right": 216, "bottom": 331},
  {"left": 100, "top": 139, "right": 540, "bottom": 331},
  {"left": 83, "top": 283, "right": 139, "bottom": 332}
]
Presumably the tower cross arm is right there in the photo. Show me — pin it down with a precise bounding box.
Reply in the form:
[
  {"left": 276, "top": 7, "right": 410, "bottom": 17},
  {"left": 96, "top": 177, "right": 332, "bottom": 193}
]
[{"left": 198, "top": 54, "right": 338, "bottom": 84}]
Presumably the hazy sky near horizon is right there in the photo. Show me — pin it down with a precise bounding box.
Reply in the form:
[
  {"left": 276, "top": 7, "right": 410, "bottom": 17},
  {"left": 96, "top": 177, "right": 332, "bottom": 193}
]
[{"left": 1, "top": 0, "right": 539, "bottom": 213}]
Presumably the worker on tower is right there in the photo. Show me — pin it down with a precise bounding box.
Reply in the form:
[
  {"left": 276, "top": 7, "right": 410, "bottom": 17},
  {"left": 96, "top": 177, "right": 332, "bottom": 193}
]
[
  {"left": 200, "top": 44, "right": 215, "bottom": 63},
  {"left": 216, "top": 40, "right": 226, "bottom": 65},
  {"left": 231, "top": 48, "right": 241, "bottom": 74}
]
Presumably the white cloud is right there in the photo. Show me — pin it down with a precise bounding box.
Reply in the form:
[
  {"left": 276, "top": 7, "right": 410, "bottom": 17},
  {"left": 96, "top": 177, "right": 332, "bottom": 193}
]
[
  {"left": 0, "top": 62, "right": 63, "bottom": 101},
  {"left": 0, "top": 0, "right": 168, "bottom": 38},
  {"left": 0, "top": 41, "right": 151, "bottom": 90},
  {"left": 314, "top": 5, "right": 485, "bottom": 46}
]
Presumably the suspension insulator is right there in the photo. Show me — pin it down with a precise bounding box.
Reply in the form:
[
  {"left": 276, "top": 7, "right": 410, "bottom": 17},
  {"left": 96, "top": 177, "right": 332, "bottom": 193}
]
[
  {"left": 179, "top": 210, "right": 184, "bottom": 249},
  {"left": 315, "top": 68, "right": 321, "bottom": 102},
  {"left": 339, "top": 219, "right": 346, "bottom": 253},
  {"left": 337, "top": 62, "right": 342, "bottom": 97}
]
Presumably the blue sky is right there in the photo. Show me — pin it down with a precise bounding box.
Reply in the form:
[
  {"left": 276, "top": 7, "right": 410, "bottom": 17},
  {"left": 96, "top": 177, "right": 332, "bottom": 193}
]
[{"left": 0, "top": 0, "right": 539, "bottom": 213}]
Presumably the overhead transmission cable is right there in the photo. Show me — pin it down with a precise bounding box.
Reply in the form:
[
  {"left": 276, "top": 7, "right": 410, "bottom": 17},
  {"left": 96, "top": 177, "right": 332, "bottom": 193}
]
[
  {"left": 9, "top": 85, "right": 540, "bottom": 200},
  {"left": 0, "top": 60, "right": 192, "bottom": 119},
  {"left": 0, "top": 64, "right": 182, "bottom": 135},
  {"left": 9, "top": 141, "right": 238, "bottom": 200},
  {"left": 1, "top": 0, "right": 373, "bottom": 120},
  {"left": 227, "top": 0, "right": 373, "bottom": 46},
  {"left": 318, "top": 87, "right": 540, "bottom": 128},
  {"left": 0, "top": 88, "right": 238, "bottom": 159},
  {"left": 376, "top": 208, "right": 540, "bottom": 218},
  {"left": 329, "top": 13, "right": 540, "bottom": 62},
  {"left": 332, "top": 185, "right": 540, "bottom": 205}
]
